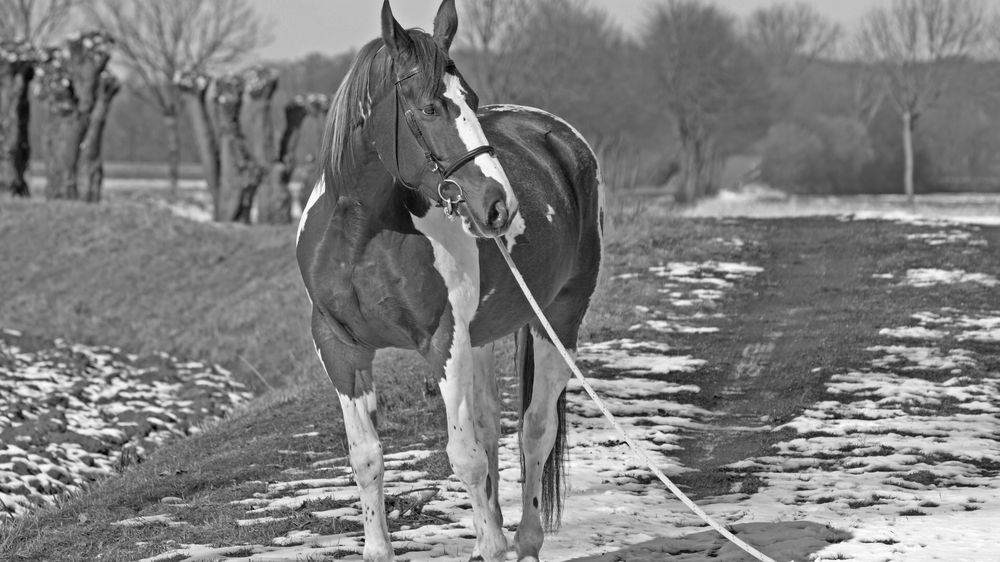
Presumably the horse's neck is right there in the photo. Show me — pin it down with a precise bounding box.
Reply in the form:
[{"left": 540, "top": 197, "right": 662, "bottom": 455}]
[
  {"left": 326, "top": 145, "right": 477, "bottom": 273},
  {"left": 324, "top": 147, "right": 421, "bottom": 257}
]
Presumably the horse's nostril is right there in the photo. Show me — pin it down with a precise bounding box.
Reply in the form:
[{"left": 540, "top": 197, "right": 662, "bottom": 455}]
[{"left": 487, "top": 200, "right": 508, "bottom": 230}]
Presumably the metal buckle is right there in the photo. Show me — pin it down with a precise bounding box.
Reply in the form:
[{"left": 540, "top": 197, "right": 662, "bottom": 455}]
[{"left": 437, "top": 179, "right": 465, "bottom": 218}]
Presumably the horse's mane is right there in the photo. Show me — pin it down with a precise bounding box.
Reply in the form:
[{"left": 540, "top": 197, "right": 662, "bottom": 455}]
[{"left": 323, "top": 30, "right": 450, "bottom": 189}]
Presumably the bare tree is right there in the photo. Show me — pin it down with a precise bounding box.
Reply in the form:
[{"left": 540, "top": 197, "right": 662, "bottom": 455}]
[
  {"left": 0, "top": 0, "right": 76, "bottom": 44},
  {"left": 745, "top": 3, "right": 841, "bottom": 77},
  {"left": 0, "top": 1, "right": 76, "bottom": 197},
  {"left": 84, "top": 0, "right": 269, "bottom": 194},
  {"left": 35, "top": 32, "right": 114, "bottom": 200},
  {"left": 858, "top": 0, "right": 987, "bottom": 202},
  {"left": 257, "top": 97, "right": 309, "bottom": 224},
  {"left": 243, "top": 66, "right": 278, "bottom": 166},
  {"left": 213, "top": 73, "right": 263, "bottom": 223},
  {"left": 78, "top": 70, "right": 120, "bottom": 201},
  {"left": 175, "top": 69, "right": 220, "bottom": 216},
  {"left": 457, "top": 0, "right": 529, "bottom": 103},
  {"left": 642, "top": 0, "right": 767, "bottom": 203},
  {"left": 0, "top": 40, "right": 36, "bottom": 197},
  {"left": 296, "top": 93, "right": 330, "bottom": 209}
]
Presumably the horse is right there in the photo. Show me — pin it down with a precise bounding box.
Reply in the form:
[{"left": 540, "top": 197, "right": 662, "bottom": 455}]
[{"left": 296, "top": 1, "right": 603, "bottom": 560}]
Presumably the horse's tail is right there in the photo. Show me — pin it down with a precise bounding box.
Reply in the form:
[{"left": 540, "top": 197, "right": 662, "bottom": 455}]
[{"left": 516, "top": 325, "right": 568, "bottom": 531}]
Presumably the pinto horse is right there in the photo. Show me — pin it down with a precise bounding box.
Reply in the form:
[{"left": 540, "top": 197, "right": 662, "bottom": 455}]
[{"left": 296, "top": 1, "right": 602, "bottom": 560}]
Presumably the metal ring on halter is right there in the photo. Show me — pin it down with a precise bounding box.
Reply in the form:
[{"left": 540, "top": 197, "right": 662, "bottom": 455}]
[{"left": 437, "top": 179, "right": 465, "bottom": 216}]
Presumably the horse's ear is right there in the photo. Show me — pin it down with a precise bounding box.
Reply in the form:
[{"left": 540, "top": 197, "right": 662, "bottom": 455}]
[
  {"left": 432, "top": 0, "right": 458, "bottom": 53},
  {"left": 381, "top": 0, "right": 414, "bottom": 61}
]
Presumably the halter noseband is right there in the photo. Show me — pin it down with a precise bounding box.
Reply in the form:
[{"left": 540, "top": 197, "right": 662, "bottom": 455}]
[{"left": 391, "top": 65, "right": 496, "bottom": 217}]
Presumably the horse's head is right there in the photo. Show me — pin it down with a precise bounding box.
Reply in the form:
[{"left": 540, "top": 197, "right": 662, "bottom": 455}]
[{"left": 373, "top": 0, "right": 518, "bottom": 238}]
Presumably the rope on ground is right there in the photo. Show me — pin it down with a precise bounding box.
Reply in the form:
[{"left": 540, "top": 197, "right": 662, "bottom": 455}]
[{"left": 494, "top": 238, "right": 781, "bottom": 562}]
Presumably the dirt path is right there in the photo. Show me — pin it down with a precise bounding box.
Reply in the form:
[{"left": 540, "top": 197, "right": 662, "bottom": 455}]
[{"left": 673, "top": 219, "right": 893, "bottom": 496}]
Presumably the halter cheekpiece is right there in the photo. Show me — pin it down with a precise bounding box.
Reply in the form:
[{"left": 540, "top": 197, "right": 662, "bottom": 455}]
[{"left": 390, "top": 63, "right": 496, "bottom": 218}]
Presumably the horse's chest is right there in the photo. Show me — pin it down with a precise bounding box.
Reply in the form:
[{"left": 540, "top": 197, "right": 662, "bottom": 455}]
[{"left": 314, "top": 233, "right": 450, "bottom": 350}]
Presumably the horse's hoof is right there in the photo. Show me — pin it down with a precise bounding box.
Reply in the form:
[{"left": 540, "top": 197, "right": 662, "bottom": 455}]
[{"left": 518, "top": 557, "right": 539, "bottom": 562}]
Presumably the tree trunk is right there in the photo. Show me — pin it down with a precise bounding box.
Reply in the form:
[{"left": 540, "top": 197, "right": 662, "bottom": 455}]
[
  {"left": 77, "top": 72, "right": 120, "bottom": 202},
  {"left": 41, "top": 103, "right": 80, "bottom": 200},
  {"left": 902, "top": 109, "right": 915, "bottom": 204},
  {"left": 298, "top": 93, "right": 332, "bottom": 210},
  {"left": 37, "top": 34, "right": 112, "bottom": 201},
  {"left": 176, "top": 72, "right": 221, "bottom": 218},
  {"left": 257, "top": 99, "right": 308, "bottom": 224},
  {"left": 165, "top": 111, "right": 181, "bottom": 197},
  {"left": 244, "top": 67, "right": 278, "bottom": 165},
  {"left": 0, "top": 43, "right": 35, "bottom": 198},
  {"left": 36, "top": 56, "right": 81, "bottom": 200},
  {"left": 214, "top": 75, "right": 264, "bottom": 223}
]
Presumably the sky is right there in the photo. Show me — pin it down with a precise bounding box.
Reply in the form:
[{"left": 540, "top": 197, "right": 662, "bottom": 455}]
[{"left": 250, "top": 0, "right": 879, "bottom": 62}]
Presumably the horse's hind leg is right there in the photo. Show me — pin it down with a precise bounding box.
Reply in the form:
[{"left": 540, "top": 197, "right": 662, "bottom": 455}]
[
  {"left": 516, "top": 282, "right": 594, "bottom": 561},
  {"left": 515, "top": 326, "right": 571, "bottom": 561},
  {"left": 313, "top": 312, "right": 391, "bottom": 562}
]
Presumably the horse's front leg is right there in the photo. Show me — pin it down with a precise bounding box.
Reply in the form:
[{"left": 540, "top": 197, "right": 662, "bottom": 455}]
[
  {"left": 313, "top": 312, "right": 392, "bottom": 562},
  {"left": 472, "top": 344, "right": 503, "bottom": 529},
  {"left": 432, "top": 321, "right": 508, "bottom": 561}
]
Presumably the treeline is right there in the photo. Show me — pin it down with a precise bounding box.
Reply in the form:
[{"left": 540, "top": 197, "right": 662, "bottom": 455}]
[{"left": 6, "top": 0, "right": 1000, "bottom": 208}]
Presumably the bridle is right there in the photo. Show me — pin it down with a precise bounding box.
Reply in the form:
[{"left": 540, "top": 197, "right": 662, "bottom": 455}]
[{"left": 389, "top": 63, "right": 496, "bottom": 217}]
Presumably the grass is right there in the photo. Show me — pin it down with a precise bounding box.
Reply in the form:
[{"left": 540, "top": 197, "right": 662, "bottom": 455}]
[
  {"left": 3, "top": 193, "right": 999, "bottom": 559},
  {"left": 0, "top": 199, "right": 315, "bottom": 391},
  {"left": 0, "top": 382, "right": 434, "bottom": 561}
]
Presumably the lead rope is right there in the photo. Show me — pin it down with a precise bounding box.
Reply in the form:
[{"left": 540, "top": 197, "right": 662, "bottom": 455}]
[{"left": 494, "top": 238, "right": 781, "bottom": 562}]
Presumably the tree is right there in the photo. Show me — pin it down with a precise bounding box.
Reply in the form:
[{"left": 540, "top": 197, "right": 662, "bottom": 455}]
[
  {"left": 213, "top": 73, "right": 263, "bottom": 223},
  {"left": 77, "top": 70, "right": 120, "bottom": 201},
  {"left": 642, "top": 0, "right": 768, "bottom": 202},
  {"left": 857, "top": 0, "right": 987, "bottom": 202},
  {"left": 0, "top": 1, "right": 77, "bottom": 197},
  {"left": 745, "top": 2, "right": 841, "bottom": 78},
  {"left": 745, "top": 3, "right": 841, "bottom": 123},
  {"left": 84, "top": 0, "right": 269, "bottom": 195},
  {"left": 175, "top": 69, "right": 220, "bottom": 216},
  {"left": 456, "top": 0, "right": 529, "bottom": 103},
  {"left": 0, "top": 40, "right": 36, "bottom": 197},
  {"left": 0, "top": 0, "right": 76, "bottom": 44},
  {"left": 35, "top": 32, "right": 115, "bottom": 200},
  {"left": 257, "top": 97, "right": 309, "bottom": 224}
]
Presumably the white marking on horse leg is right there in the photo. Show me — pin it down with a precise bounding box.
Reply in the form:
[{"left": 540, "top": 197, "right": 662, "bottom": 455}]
[
  {"left": 443, "top": 73, "right": 516, "bottom": 210},
  {"left": 412, "top": 211, "right": 507, "bottom": 560},
  {"left": 517, "top": 331, "right": 572, "bottom": 560},
  {"left": 296, "top": 176, "right": 326, "bottom": 245},
  {"left": 338, "top": 390, "right": 393, "bottom": 562},
  {"left": 472, "top": 344, "right": 503, "bottom": 524}
]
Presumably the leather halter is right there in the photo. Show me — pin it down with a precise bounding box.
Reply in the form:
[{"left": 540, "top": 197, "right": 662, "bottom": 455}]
[{"left": 391, "top": 64, "right": 496, "bottom": 216}]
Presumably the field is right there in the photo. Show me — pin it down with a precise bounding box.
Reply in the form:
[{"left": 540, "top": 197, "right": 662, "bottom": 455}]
[{"left": 1, "top": 191, "right": 999, "bottom": 561}]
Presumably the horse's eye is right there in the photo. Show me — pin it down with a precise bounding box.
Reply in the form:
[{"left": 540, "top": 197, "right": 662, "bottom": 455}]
[{"left": 421, "top": 105, "right": 437, "bottom": 116}]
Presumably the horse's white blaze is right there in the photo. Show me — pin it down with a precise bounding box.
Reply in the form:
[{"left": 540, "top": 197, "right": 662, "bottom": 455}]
[
  {"left": 545, "top": 205, "right": 555, "bottom": 223},
  {"left": 337, "top": 389, "right": 392, "bottom": 561},
  {"left": 297, "top": 176, "right": 326, "bottom": 245},
  {"left": 442, "top": 73, "right": 516, "bottom": 209}
]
